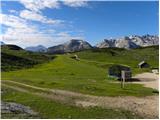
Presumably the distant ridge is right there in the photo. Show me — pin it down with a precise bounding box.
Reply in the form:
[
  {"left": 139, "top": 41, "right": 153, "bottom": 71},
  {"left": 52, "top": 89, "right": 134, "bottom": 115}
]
[
  {"left": 96, "top": 35, "right": 159, "bottom": 49},
  {"left": 47, "top": 39, "right": 92, "bottom": 54},
  {"left": 25, "top": 45, "right": 47, "bottom": 52},
  {"left": 1, "top": 35, "right": 158, "bottom": 53},
  {"left": 1, "top": 44, "right": 23, "bottom": 50}
]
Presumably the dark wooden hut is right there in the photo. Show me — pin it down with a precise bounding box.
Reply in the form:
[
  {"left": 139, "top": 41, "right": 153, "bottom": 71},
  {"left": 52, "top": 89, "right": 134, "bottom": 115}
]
[
  {"left": 108, "top": 65, "right": 131, "bottom": 79},
  {"left": 138, "top": 61, "right": 149, "bottom": 68}
]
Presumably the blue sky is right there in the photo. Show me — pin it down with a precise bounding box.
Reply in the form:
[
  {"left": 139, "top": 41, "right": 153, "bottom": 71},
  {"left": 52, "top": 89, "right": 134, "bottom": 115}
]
[{"left": 0, "top": 1, "right": 159, "bottom": 48}]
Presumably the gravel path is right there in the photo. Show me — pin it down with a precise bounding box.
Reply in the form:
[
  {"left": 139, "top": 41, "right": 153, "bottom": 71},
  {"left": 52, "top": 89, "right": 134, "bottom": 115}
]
[
  {"left": 2, "top": 80, "right": 159, "bottom": 118},
  {"left": 132, "top": 72, "right": 159, "bottom": 90}
]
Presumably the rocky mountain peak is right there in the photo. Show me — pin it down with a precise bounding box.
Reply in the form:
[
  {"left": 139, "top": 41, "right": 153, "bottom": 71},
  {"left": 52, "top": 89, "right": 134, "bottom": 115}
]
[
  {"left": 96, "top": 35, "right": 159, "bottom": 49},
  {"left": 25, "top": 45, "right": 47, "bottom": 52},
  {"left": 47, "top": 39, "right": 92, "bottom": 54}
]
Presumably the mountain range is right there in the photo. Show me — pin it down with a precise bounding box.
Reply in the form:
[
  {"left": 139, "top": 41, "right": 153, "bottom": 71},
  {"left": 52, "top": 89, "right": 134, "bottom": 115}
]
[
  {"left": 1, "top": 35, "right": 159, "bottom": 53},
  {"left": 25, "top": 45, "right": 47, "bottom": 52},
  {"left": 96, "top": 35, "right": 159, "bottom": 49},
  {"left": 47, "top": 35, "right": 158, "bottom": 53},
  {"left": 47, "top": 39, "right": 92, "bottom": 54}
]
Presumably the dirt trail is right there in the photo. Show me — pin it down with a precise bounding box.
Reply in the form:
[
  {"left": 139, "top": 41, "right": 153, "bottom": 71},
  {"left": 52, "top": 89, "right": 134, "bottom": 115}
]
[
  {"left": 132, "top": 72, "right": 159, "bottom": 90},
  {"left": 2, "top": 80, "right": 159, "bottom": 118}
]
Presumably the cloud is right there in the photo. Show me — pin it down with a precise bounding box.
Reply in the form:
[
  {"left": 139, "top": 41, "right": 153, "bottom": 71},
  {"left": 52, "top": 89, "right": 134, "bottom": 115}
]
[
  {"left": 2, "top": 27, "right": 83, "bottom": 48},
  {"left": 19, "top": 0, "right": 60, "bottom": 12},
  {"left": 1, "top": 13, "right": 84, "bottom": 48},
  {"left": 0, "top": 13, "right": 27, "bottom": 28},
  {"left": 1, "top": 0, "right": 87, "bottom": 48},
  {"left": 19, "top": 0, "right": 88, "bottom": 12},
  {"left": 20, "top": 10, "right": 62, "bottom": 24},
  {"left": 63, "top": 0, "right": 88, "bottom": 7},
  {"left": 2, "top": 27, "right": 55, "bottom": 48},
  {"left": 9, "top": 10, "right": 19, "bottom": 14}
]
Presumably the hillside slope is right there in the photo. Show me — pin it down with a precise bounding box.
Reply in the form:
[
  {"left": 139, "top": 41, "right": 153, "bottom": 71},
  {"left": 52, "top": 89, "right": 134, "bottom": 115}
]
[
  {"left": 74, "top": 46, "right": 159, "bottom": 74},
  {"left": 1, "top": 45, "right": 54, "bottom": 71},
  {"left": 2, "top": 54, "right": 156, "bottom": 97},
  {"left": 2, "top": 47, "right": 158, "bottom": 118}
]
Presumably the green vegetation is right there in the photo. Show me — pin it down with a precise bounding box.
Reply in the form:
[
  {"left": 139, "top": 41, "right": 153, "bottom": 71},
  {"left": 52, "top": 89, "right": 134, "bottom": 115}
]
[
  {"left": 2, "top": 47, "right": 158, "bottom": 96},
  {"left": 74, "top": 46, "right": 159, "bottom": 74},
  {"left": 1, "top": 45, "right": 158, "bottom": 118},
  {"left": 2, "top": 87, "right": 143, "bottom": 119},
  {"left": 1, "top": 45, "right": 55, "bottom": 71}
]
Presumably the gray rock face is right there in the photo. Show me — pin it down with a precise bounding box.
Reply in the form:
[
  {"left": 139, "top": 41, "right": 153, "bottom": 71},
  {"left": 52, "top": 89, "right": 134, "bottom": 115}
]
[
  {"left": 1, "top": 101, "right": 37, "bottom": 115},
  {"left": 96, "top": 35, "right": 159, "bottom": 49},
  {"left": 25, "top": 45, "right": 47, "bottom": 52},
  {"left": 129, "top": 35, "right": 159, "bottom": 47},
  {"left": 48, "top": 39, "right": 92, "bottom": 54},
  {"left": 96, "top": 39, "right": 116, "bottom": 48},
  {"left": 115, "top": 37, "right": 139, "bottom": 49}
]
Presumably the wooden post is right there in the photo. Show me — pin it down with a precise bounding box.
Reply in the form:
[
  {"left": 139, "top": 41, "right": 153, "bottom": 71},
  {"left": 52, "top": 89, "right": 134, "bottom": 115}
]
[
  {"left": 122, "top": 74, "right": 125, "bottom": 88},
  {"left": 121, "top": 71, "right": 125, "bottom": 88}
]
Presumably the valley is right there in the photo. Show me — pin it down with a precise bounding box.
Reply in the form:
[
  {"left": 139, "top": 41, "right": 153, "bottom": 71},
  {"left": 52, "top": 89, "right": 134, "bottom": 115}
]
[
  {"left": 1, "top": 44, "right": 159, "bottom": 118},
  {"left": 1, "top": 1, "right": 159, "bottom": 119}
]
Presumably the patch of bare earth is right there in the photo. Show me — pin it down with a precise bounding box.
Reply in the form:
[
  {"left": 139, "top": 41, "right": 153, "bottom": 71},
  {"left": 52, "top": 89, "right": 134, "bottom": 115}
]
[
  {"left": 2, "top": 79, "right": 159, "bottom": 118},
  {"left": 132, "top": 72, "right": 159, "bottom": 90}
]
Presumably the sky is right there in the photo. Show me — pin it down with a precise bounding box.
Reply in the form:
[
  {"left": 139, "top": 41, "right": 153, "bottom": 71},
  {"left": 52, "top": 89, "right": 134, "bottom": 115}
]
[{"left": 0, "top": 0, "right": 159, "bottom": 48}]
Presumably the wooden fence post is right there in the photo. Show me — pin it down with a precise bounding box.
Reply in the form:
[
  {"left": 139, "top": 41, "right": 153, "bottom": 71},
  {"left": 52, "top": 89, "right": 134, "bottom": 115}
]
[{"left": 121, "top": 71, "right": 125, "bottom": 88}]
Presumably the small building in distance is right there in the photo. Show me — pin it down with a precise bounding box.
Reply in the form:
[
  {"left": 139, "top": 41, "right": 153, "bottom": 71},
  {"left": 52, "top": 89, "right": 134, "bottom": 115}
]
[
  {"left": 138, "top": 61, "right": 150, "bottom": 68},
  {"left": 71, "top": 54, "right": 80, "bottom": 61},
  {"left": 108, "top": 65, "right": 131, "bottom": 79}
]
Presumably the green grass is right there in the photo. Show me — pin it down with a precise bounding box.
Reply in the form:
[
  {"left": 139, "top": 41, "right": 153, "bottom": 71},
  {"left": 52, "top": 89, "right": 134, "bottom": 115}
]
[
  {"left": 1, "top": 45, "right": 55, "bottom": 71},
  {"left": 74, "top": 46, "right": 159, "bottom": 74},
  {"left": 1, "top": 46, "right": 158, "bottom": 118},
  {"left": 1, "top": 87, "right": 143, "bottom": 119},
  {"left": 2, "top": 55, "right": 156, "bottom": 97}
]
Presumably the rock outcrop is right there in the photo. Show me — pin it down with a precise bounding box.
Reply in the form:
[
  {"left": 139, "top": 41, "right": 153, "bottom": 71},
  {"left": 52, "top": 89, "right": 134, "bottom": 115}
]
[
  {"left": 1, "top": 101, "right": 38, "bottom": 118},
  {"left": 96, "top": 35, "right": 159, "bottom": 49},
  {"left": 25, "top": 45, "right": 47, "bottom": 52},
  {"left": 47, "top": 39, "right": 92, "bottom": 54}
]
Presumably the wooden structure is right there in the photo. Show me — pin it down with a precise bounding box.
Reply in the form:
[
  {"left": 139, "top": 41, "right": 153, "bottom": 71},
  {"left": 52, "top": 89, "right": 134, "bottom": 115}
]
[
  {"left": 138, "top": 61, "right": 149, "bottom": 68},
  {"left": 121, "top": 70, "right": 132, "bottom": 88},
  {"left": 108, "top": 65, "right": 131, "bottom": 79},
  {"left": 71, "top": 54, "right": 80, "bottom": 61}
]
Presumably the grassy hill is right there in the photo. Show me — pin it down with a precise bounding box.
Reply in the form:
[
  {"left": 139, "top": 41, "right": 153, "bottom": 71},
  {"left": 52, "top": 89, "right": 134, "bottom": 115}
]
[
  {"left": 2, "top": 46, "right": 158, "bottom": 96},
  {"left": 1, "top": 45, "right": 159, "bottom": 118},
  {"left": 73, "top": 46, "right": 159, "bottom": 74},
  {"left": 3, "top": 55, "right": 155, "bottom": 96},
  {"left": 1, "top": 45, "right": 55, "bottom": 71}
]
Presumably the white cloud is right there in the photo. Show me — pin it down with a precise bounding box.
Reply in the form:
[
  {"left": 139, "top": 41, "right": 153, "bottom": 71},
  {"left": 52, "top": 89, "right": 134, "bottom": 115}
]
[
  {"left": 2, "top": 27, "right": 83, "bottom": 48},
  {"left": 19, "top": 0, "right": 88, "bottom": 12},
  {"left": 1, "top": 0, "right": 87, "bottom": 48},
  {"left": 1, "top": 13, "right": 84, "bottom": 48},
  {"left": 63, "top": 0, "right": 88, "bottom": 7},
  {"left": 20, "top": 10, "right": 62, "bottom": 24},
  {"left": 9, "top": 10, "right": 18, "bottom": 14},
  {"left": 2, "top": 27, "right": 55, "bottom": 48},
  {"left": 19, "top": 0, "right": 60, "bottom": 12},
  {"left": 0, "top": 13, "right": 27, "bottom": 28}
]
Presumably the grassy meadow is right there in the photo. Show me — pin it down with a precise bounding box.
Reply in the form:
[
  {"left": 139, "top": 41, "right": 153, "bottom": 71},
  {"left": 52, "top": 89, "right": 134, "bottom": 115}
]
[
  {"left": 1, "top": 46, "right": 159, "bottom": 96},
  {"left": 2, "top": 87, "right": 143, "bottom": 119},
  {"left": 1, "top": 45, "right": 159, "bottom": 118}
]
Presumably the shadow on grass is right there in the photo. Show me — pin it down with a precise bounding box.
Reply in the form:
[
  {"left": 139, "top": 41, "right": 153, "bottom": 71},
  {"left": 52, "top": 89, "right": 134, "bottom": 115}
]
[{"left": 117, "top": 78, "right": 141, "bottom": 82}]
